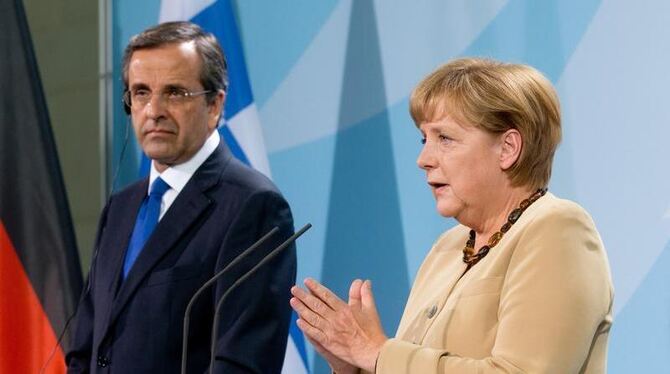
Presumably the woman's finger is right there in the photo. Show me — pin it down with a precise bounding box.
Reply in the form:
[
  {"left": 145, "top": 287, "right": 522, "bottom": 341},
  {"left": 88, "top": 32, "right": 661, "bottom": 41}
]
[
  {"left": 361, "top": 279, "right": 379, "bottom": 314},
  {"left": 291, "top": 285, "right": 334, "bottom": 318},
  {"left": 348, "top": 279, "right": 364, "bottom": 308},
  {"left": 296, "top": 317, "right": 329, "bottom": 346},
  {"left": 305, "top": 335, "right": 358, "bottom": 374},
  {"left": 304, "top": 278, "right": 346, "bottom": 311},
  {"left": 305, "top": 334, "right": 332, "bottom": 359},
  {"left": 290, "top": 296, "right": 329, "bottom": 331}
]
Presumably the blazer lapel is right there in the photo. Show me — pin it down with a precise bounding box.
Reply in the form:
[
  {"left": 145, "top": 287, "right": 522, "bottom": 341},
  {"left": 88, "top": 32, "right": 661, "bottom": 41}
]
[
  {"left": 103, "top": 142, "right": 233, "bottom": 339},
  {"left": 399, "top": 254, "right": 466, "bottom": 344},
  {"left": 396, "top": 228, "right": 469, "bottom": 344}
]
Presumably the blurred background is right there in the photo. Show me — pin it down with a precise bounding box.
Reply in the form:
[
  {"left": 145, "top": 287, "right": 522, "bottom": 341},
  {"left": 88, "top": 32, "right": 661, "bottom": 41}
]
[{"left": 22, "top": 0, "right": 669, "bottom": 372}]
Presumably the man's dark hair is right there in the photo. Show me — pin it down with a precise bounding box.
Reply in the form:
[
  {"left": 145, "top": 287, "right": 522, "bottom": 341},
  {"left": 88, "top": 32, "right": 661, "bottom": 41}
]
[{"left": 122, "top": 21, "right": 228, "bottom": 103}]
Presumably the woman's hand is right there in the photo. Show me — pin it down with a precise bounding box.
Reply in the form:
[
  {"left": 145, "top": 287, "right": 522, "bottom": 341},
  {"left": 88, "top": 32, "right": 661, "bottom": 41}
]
[
  {"left": 305, "top": 334, "right": 358, "bottom": 374},
  {"left": 290, "top": 278, "right": 388, "bottom": 372}
]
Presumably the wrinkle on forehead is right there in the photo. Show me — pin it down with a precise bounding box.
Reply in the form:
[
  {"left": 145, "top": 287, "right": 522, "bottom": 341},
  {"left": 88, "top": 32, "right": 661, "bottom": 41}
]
[{"left": 128, "top": 41, "right": 202, "bottom": 89}]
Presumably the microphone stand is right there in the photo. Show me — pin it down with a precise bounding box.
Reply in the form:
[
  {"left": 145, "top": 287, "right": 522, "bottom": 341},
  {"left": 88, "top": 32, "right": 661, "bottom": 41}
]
[
  {"left": 180, "top": 227, "right": 279, "bottom": 374},
  {"left": 208, "top": 223, "right": 312, "bottom": 373}
]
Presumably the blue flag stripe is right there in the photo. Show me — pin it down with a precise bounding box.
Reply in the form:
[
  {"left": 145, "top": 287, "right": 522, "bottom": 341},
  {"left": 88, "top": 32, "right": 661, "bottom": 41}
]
[
  {"left": 191, "top": 0, "right": 253, "bottom": 119},
  {"left": 219, "top": 124, "right": 250, "bottom": 164},
  {"left": 289, "top": 311, "right": 310, "bottom": 369}
]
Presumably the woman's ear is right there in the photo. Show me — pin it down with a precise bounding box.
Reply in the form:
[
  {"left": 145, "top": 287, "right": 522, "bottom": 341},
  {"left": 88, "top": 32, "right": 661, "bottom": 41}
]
[{"left": 499, "top": 129, "right": 522, "bottom": 170}]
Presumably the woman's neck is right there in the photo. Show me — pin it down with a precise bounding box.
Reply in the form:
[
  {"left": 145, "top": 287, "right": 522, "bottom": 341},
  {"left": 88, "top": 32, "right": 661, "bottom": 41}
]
[{"left": 466, "top": 185, "right": 537, "bottom": 249}]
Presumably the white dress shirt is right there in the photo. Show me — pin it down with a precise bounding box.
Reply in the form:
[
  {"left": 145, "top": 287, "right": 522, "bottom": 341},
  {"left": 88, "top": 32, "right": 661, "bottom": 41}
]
[{"left": 148, "top": 130, "right": 220, "bottom": 220}]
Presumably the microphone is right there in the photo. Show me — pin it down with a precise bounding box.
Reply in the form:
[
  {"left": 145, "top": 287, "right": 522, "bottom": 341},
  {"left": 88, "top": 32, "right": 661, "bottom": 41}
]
[
  {"left": 208, "top": 223, "right": 312, "bottom": 373},
  {"left": 180, "top": 226, "right": 281, "bottom": 374}
]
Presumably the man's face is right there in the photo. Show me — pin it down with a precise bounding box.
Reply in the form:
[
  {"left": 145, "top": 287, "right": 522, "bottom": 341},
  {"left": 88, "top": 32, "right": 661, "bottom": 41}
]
[{"left": 127, "top": 41, "right": 224, "bottom": 172}]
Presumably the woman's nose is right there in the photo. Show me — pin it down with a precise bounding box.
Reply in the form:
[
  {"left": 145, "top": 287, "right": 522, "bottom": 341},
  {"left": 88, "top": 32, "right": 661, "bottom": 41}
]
[{"left": 417, "top": 141, "right": 436, "bottom": 170}]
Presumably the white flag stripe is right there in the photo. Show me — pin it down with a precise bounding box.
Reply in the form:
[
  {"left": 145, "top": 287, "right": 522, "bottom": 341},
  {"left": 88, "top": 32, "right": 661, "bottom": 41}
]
[
  {"left": 281, "top": 336, "right": 309, "bottom": 374},
  {"left": 159, "top": 0, "right": 215, "bottom": 22},
  {"left": 225, "top": 103, "right": 272, "bottom": 178}
]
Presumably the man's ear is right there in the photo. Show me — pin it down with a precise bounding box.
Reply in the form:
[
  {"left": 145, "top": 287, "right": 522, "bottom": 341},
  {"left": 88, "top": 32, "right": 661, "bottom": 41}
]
[
  {"left": 209, "top": 90, "right": 226, "bottom": 129},
  {"left": 499, "top": 129, "right": 522, "bottom": 170}
]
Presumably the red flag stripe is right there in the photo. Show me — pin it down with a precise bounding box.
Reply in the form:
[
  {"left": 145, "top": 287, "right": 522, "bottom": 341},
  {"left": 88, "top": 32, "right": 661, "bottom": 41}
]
[{"left": 0, "top": 221, "right": 65, "bottom": 374}]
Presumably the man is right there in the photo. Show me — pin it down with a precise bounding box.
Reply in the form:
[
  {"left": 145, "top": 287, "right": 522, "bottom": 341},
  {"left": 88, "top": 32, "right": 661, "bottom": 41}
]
[{"left": 67, "top": 22, "right": 296, "bottom": 373}]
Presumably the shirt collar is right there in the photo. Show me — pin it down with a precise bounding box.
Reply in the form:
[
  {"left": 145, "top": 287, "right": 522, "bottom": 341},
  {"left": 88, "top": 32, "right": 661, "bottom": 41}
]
[{"left": 148, "top": 130, "right": 220, "bottom": 194}]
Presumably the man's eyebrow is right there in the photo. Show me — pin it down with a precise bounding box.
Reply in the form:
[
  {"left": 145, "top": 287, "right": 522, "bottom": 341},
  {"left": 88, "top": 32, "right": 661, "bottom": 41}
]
[
  {"left": 129, "top": 83, "right": 149, "bottom": 91},
  {"left": 163, "top": 83, "right": 188, "bottom": 91},
  {"left": 129, "top": 83, "right": 189, "bottom": 91}
]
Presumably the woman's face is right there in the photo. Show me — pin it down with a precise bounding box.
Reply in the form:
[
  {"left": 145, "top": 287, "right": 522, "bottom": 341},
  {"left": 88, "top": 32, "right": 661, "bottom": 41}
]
[{"left": 417, "top": 114, "right": 504, "bottom": 221}]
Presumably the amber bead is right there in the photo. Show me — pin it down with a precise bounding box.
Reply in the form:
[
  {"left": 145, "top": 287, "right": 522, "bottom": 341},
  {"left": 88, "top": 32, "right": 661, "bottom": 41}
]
[
  {"left": 508, "top": 208, "right": 522, "bottom": 223},
  {"left": 463, "top": 245, "right": 475, "bottom": 256},
  {"left": 488, "top": 232, "right": 503, "bottom": 247},
  {"left": 461, "top": 188, "right": 546, "bottom": 268},
  {"left": 478, "top": 246, "right": 490, "bottom": 257}
]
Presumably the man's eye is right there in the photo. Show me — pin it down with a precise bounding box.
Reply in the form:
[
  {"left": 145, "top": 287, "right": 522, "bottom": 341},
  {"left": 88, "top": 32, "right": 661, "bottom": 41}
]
[
  {"left": 133, "top": 89, "right": 150, "bottom": 98},
  {"left": 166, "top": 88, "right": 186, "bottom": 98}
]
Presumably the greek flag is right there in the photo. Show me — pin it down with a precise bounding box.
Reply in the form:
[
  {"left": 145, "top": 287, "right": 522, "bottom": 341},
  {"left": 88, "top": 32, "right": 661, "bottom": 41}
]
[{"left": 159, "top": 1, "right": 309, "bottom": 373}]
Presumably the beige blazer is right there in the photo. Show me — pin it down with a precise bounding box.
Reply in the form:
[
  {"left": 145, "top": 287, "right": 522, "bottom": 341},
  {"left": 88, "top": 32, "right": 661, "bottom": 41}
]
[{"left": 375, "top": 193, "right": 613, "bottom": 373}]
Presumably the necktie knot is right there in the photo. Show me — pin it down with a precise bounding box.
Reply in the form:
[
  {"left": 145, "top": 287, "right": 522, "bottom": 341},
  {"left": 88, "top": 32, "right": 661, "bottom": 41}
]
[{"left": 150, "top": 177, "right": 170, "bottom": 198}]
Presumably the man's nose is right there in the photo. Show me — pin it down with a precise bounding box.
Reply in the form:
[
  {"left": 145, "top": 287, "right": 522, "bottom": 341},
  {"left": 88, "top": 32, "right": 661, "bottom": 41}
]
[{"left": 144, "top": 93, "right": 168, "bottom": 118}]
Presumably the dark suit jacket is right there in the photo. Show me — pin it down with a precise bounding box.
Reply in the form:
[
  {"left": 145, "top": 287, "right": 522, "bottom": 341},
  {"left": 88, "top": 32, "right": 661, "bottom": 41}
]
[{"left": 66, "top": 143, "right": 296, "bottom": 373}]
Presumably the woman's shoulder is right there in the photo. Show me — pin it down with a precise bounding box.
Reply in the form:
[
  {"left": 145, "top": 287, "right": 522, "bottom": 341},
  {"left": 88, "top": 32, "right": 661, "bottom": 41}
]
[
  {"left": 522, "top": 192, "right": 597, "bottom": 231},
  {"left": 511, "top": 192, "right": 609, "bottom": 270},
  {"left": 432, "top": 224, "right": 471, "bottom": 252},
  {"left": 413, "top": 225, "right": 469, "bottom": 275}
]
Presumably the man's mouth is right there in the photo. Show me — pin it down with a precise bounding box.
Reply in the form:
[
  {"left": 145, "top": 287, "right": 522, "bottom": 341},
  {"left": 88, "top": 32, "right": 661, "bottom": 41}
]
[{"left": 145, "top": 127, "right": 176, "bottom": 136}]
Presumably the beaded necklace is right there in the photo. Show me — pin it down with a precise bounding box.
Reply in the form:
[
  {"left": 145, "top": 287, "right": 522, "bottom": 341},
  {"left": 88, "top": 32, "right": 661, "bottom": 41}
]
[{"left": 462, "top": 188, "right": 547, "bottom": 268}]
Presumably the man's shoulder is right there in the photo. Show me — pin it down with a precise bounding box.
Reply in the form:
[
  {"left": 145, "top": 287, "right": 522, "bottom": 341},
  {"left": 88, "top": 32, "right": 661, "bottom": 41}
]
[
  {"left": 218, "top": 157, "right": 281, "bottom": 196},
  {"left": 108, "top": 178, "right": 147, "bottom": 201}
]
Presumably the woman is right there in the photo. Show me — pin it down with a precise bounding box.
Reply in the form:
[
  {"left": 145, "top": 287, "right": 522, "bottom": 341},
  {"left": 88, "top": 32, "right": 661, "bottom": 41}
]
[{"left": 290, "top": 58, "right": 613, "bottom": 373}]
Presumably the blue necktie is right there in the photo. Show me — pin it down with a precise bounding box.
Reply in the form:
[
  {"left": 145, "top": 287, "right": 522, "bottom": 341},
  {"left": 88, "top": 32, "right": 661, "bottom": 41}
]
[{"left": 123, "top": 177, "right": 170, "bottom": 279}]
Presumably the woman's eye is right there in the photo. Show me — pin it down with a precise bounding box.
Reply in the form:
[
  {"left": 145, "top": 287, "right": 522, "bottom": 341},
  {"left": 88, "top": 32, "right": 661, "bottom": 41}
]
[
  {"left": 420, "top": 137, "right": 426, "bottom": 145},
  {"left": 438, "top": 134, "right": 452, "bottom": 144}
]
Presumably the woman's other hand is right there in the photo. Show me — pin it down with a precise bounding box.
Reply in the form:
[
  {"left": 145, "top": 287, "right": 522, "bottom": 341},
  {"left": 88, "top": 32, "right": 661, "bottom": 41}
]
[{"left": 290, "top": 278, "right": 388, "bottom": 372}]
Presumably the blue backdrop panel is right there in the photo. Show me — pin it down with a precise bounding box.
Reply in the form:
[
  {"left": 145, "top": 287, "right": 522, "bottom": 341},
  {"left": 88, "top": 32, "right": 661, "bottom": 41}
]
[{"left": 111, "top": 0, "right": 670, "bottom": 371}]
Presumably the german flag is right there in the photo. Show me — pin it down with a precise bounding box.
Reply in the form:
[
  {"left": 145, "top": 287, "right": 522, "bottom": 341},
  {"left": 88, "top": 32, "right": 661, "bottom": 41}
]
[{"left": 0, "top": 0, "right": 83, "bottom": 372}]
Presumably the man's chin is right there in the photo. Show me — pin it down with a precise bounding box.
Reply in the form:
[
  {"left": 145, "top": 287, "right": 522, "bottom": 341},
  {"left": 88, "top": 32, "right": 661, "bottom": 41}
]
[
  {"left": 143, "top": 146, "right": 173, "bottom": 161},
  {"left": 144, "top": 151, "right": 176, "bottom": 168}
]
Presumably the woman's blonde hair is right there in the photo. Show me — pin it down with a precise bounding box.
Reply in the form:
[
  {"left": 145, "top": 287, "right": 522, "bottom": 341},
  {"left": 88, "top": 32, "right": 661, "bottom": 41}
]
[{"left": 410, "top": 58, "right": 561, "bottom": 189}]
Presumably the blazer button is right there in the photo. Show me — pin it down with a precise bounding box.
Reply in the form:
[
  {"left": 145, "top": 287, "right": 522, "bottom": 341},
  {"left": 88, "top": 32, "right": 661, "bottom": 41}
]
[
  {"left": 97, "top": 355, "right": 111, "bottom": 368},
  {"left": 425, "top": 305, "right": 437, "bottom": 319}
]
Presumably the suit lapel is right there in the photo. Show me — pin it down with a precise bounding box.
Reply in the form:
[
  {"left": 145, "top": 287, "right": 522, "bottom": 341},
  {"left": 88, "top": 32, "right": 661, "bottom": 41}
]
[
  {"left": 92, "top": 181, "right": 147, "bottom": 349},
  {"left": 102, "top": 142, "right": 233, "bottom": 341},
  {"left": 106, "top": 181, "right": 148, "bottom": 295}
]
